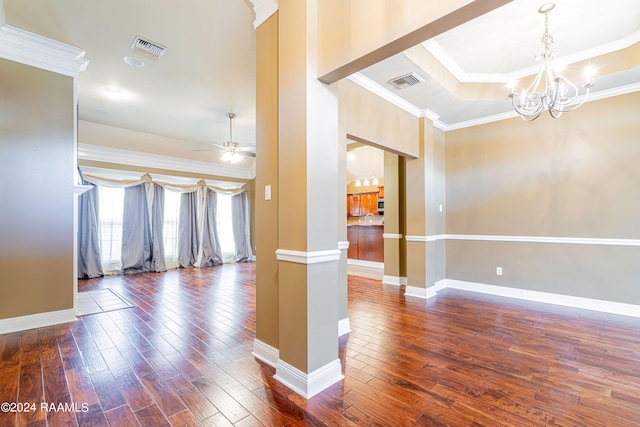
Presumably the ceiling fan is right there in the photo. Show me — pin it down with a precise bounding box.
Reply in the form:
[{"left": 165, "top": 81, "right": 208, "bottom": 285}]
[{"left": 195, "top": 113, "right": 256, "bottom": 163}]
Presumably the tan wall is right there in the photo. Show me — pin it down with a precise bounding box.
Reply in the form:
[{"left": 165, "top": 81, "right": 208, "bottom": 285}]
[
  {"left": 341, "top": 79, "right": 419, "bottom": 158},
  {"left": 0, "top": 58, "right": 75, "bottom": 319},
  {"left": 254, "top": 12, "right": 280, "bottom": 349},
  {"left": 445, "top": 91, "right": 640, "bottom": 304}
]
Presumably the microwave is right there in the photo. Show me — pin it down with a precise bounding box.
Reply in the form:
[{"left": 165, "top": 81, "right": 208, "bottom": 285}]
[{"left": 377, "top": 198, "right": 384, "bottom": 214}]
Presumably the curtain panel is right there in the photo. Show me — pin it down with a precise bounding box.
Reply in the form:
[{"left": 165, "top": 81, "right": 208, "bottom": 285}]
[
  {"left": 77, "top": 181, "right": 104, "bottom": 278},
  {"left": 231, "top": 192, "right": 253, "bottom": 262},
  {"left": 200, "top": 189, "right": 224, "bottom": 267},
  {"left": 121, "top": 183, "right": 166, "bottom": 274}
]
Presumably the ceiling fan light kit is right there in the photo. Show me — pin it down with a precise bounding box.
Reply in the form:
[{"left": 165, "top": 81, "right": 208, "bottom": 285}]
[
  {"left": 217, "top": 113, "right": 256, "bottom": 163},
  {"left": 508, "top": 2, "right": 596, "bottom": 121}
]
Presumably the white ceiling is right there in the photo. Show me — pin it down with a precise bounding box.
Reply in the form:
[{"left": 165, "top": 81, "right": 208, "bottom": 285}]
[{"left": 3, "top": 0, "right": 639, "bottom": 175}]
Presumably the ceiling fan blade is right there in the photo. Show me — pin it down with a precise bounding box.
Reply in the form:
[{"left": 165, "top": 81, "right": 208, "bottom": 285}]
[
  {"left": 240, "top": 151, "right": 256, "bottom": 158},
  {"left": 237, "top": 146, "right": 256, "bottom": 152}
]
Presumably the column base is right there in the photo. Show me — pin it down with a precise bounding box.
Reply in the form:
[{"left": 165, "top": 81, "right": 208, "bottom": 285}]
[
  {"left": 405, "top": 285, "right": 428, "bottom": 299},
  {"left": 338, "top": 317, "right": 351, "bottom": 336},
  {"left": 252, "top": 339, "right": 279, "bottom": 368},
  {"left": 382, "top": 275, "right": 407, "bottom": 286},
  {"left": 274, "top": 358, "right": 344, "bottom": 399}
]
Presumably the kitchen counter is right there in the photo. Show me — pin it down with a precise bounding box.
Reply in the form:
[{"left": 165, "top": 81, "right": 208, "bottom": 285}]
[{"left": 347, "top": 224, "right": 384, "bottom": 262}]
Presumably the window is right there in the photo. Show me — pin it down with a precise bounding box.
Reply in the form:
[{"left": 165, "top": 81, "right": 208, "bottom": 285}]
[
  {"left": 216, "top": 193, "right": 236, "bottom": 263},
  {"left": 163, "top": 190, "right": 181, "bottom": 269},
  {"left": 98, "top": 186, "right": 124, "bottom": 273}
]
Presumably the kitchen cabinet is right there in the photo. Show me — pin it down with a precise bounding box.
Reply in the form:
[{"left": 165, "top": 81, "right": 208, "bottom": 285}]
[
  {"left": 347, "top": 191, "right": 380, "bottom": 216},
  {"left": 347, "top": 225, "right": 384, "bottom": 262},
  {"left": 347, "top": 194, "right": 361, "bottom": 217}
]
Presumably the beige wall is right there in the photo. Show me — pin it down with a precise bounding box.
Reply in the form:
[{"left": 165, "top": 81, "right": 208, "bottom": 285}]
[
  {"left": 445, "top": 91, "right": 640, "bottom": 304},
  {"left": 0, "top": 58, "right": 75, "bottom": 319}
]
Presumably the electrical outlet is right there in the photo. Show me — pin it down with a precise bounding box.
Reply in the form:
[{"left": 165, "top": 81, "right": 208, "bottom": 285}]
[
  {"left": 496, "top": 267, "right": 502, "bottom": 276},
  {"left": 265, "top": 185, "right": 271, "bottom": 201}
]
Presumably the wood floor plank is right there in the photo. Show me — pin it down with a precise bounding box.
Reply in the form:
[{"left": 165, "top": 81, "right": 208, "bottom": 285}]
[
  {"left": 1, "top": 263, "right": 639, "bottom": 426},
  {"left": 133, "top": 404, "right": 171, "bottom": 427},
  {"left": 16, "top": 361, "right": 46, "bottom": 427},
  {"left": 104, "top": 405, "right": 139, "bottom": 427}
]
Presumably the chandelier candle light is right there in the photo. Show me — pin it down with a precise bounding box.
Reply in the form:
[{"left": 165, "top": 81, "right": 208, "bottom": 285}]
[{"left": 509, "top": 2, "right": 596, "bottom": 121}]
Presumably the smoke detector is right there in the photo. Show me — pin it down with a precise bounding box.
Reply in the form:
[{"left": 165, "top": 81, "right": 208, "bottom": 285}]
[
  {"left": 130, "top": 36, "right": 167, "bottom": 59},
  {"left": 389, "top": 72, "right": 424, "bottom": 89}
]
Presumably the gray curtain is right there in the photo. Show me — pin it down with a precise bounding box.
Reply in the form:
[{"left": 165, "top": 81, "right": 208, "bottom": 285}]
[
  {"left": 150, "top": 185, "right": 166, "bottom": 272},
  {"left": 77, "top": 182, "right": 104, "bottom": 278},
  {"left": 178, "top": 191, "right": 199, "bottom": 268},
  {"left": 231, "top": 192, "right": 252, "bottom": 262},
  {"left": 201, "top": 189, "right": 223, "bottom": 267},
  {"left": 122, "top": 183, "right": 166, "bottom": 274}
]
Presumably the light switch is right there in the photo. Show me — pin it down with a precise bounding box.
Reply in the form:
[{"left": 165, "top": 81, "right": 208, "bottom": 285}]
[{"left": 265, "top": 185, "right": 271, "bottom": 201}]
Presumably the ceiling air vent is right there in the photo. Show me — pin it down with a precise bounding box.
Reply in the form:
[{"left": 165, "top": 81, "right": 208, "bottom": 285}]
[
  {"left": 130, "top": 36, "right": 167, "bottom": 59},
  {"left": 389, "top": 72, "right": 424, "bottom": 89}
]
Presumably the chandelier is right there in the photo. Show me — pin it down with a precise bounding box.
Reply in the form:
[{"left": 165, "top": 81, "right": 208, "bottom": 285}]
[{"left": 509, "top": 3, "right": 595, "bottom": 121}]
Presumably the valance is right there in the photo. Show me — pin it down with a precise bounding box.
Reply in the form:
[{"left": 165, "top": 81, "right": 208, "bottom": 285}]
[{"left": 82, "top": 173, "right": 246, "bottom": 195}]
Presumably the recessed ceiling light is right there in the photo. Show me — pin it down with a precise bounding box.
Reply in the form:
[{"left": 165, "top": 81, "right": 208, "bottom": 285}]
[
  {"left": 123, "top": 56, "right": 144, "bottom": 67},
  {"left": 102, "top": 87, "right": 132, "bottom": 101},
  {"left": 104, "top": 87, "right": 122, "bottom": 96}
]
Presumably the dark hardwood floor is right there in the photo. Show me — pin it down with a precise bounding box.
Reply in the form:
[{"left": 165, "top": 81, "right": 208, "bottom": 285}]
[{"left": 1, "top": 263, "right": 640, "bottom": 426}]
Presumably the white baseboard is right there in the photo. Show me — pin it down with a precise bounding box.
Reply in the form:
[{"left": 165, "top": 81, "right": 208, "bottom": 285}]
[
  {"left": 251, "top": 339, "right": 279, "bottom": 368},
  {"left": 0, "top": 309, "right": 76, "bottom": 335},
  {"left": 347, "top": 259, "right": 383, "bottom": 269},
  {"left": 382, "top": 275, "right": 407, "bottom": 286},
  {"left": 435, "top": 279, "right": 640, "bottom": 319},
  {"left": 404, "top": 286, "right": 427, "bottom": 299},
  {"left": 274, "top": 358, "right": 344, "bottom": 399},
  {"left": 338, "top": 318, "right": 351, "bottom": 336}
]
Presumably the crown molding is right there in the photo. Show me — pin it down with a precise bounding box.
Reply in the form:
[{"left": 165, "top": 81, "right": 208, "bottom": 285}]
[
  {"left": 347, "top": 72, "right": 423, "bottom": 118},
  {"left": 249, "top": 0, "right": 278, "bottom": 29},
  {"left": 78, "top": 143, "right": 255, "bottom": 180},
  {"left": 422, "top": 30, "right": 640, "bottom": 83},
  {"left": 346, "top": 73, "right": 448, "bottom": 131},
  {"left": 442, "top": 82, "right": 640, "bottom": 131},
  {"left": 349, "top": 70, "right": 640, "bottom": 132},
  {"left": 0, "top": 24, "right": 89, "bottom": 77}
]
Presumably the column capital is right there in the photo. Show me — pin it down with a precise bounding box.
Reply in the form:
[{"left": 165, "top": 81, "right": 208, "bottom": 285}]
[{"left": 249, "top": 0, "right": 278, "bottom": 29}]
